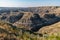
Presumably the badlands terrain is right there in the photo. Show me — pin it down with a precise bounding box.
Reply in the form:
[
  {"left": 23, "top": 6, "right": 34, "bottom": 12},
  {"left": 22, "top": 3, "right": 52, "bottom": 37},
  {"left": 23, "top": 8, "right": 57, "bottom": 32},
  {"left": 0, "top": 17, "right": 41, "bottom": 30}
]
[{"left": 0, "top": 6, "right": 60, "bottom": 40}]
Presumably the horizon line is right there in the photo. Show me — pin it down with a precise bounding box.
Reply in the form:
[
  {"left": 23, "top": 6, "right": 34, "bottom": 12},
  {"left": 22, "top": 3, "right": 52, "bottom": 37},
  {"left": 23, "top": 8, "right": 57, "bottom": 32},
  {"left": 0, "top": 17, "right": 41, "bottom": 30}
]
[{"left": 0, "top": 6, "right": 60, "bottom": 8}]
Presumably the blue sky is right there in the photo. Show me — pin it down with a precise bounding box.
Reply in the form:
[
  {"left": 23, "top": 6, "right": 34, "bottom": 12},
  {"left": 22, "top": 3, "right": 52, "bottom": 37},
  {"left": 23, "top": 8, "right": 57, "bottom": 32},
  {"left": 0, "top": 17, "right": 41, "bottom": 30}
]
[{"left": 0, "top": 0, "right": 60, "bottom": 7}]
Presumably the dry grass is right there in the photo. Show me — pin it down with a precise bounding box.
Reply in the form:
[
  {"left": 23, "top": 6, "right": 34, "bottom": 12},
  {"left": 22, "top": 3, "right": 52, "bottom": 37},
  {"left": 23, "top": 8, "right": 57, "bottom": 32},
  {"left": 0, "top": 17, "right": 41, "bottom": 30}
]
[{"left": 0, "top": 21, "right": 60, "bottom": 40}]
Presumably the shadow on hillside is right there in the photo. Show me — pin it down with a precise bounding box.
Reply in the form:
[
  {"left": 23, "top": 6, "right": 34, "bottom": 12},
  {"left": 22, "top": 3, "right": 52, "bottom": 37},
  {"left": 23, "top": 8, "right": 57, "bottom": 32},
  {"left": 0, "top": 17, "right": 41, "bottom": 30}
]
[
  {"left": 1, "top": 13, "right": 60, "bottom": 37},
  {"left": 30, "top": 14, "right": 60, "bottom": 32},
  {"left": 0, "top": 13, "right": 24, "bottom": 23}
]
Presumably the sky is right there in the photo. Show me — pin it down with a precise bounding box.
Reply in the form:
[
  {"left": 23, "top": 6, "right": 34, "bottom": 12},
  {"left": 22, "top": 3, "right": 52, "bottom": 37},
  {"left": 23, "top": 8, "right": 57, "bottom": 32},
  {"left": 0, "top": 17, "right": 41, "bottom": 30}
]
[{"left": 0, "top": 0, "right": 60, "bottom": 7}]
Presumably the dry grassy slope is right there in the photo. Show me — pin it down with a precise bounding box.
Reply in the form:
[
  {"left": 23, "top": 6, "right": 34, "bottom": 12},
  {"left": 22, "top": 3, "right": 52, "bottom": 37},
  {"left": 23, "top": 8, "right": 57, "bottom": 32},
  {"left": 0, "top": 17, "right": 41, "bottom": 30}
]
[
  {"left": 0, "top": 21, "right": 17, "bottom": 34},
  {"left": 0, "top": 21, "right": 17, "bottom": 39},
  {"left": 38, "top": 22, "right": 60, "bottom": 34},
  {"left": 0, "top": 21, "right": 43, "bottom": 40},
  {"left": 13, "top": 12, "right": 33, "bottom": 29},
  {"left": 20, "top": 12, "right": 33, "bottom": 22}
]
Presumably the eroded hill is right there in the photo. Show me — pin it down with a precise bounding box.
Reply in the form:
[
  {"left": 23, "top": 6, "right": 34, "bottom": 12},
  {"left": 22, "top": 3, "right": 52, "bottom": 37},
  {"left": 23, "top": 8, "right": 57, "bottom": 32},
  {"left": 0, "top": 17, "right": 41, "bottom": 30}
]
[
  {"left": 0, "top": 6, "right": 60, "bottom": 40},
  {"left": 0, "top": 6, "right": 60, "bottom": 34}
]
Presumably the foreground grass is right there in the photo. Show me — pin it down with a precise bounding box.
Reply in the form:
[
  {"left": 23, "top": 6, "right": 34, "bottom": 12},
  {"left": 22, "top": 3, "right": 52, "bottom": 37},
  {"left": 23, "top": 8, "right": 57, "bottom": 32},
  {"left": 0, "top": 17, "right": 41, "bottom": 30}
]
[
  {"left": 0, "top": 21, "right": 60, "bottom": 40},
  {"left": 16, "top": 32, "right": 60, "bottom": 40}
]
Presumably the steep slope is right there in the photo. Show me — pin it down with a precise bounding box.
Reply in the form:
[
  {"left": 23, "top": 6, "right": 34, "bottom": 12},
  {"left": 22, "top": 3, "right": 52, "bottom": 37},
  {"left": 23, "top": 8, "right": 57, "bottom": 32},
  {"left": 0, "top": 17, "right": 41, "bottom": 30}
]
[
  {"left": 13, "top": 12, "right": 33, "bottom": 30},
  {"left": 0, "top": 21, "right": 17, "bottom": 40},
  {"left": 14, "top": 13, "right": 60, "bottom": 32},
  {"left": 38, "top": 22, "right": 60, "bottom": 34},
  {"left": 0, "top": 12, "right": 24, "bottom": 23}
]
